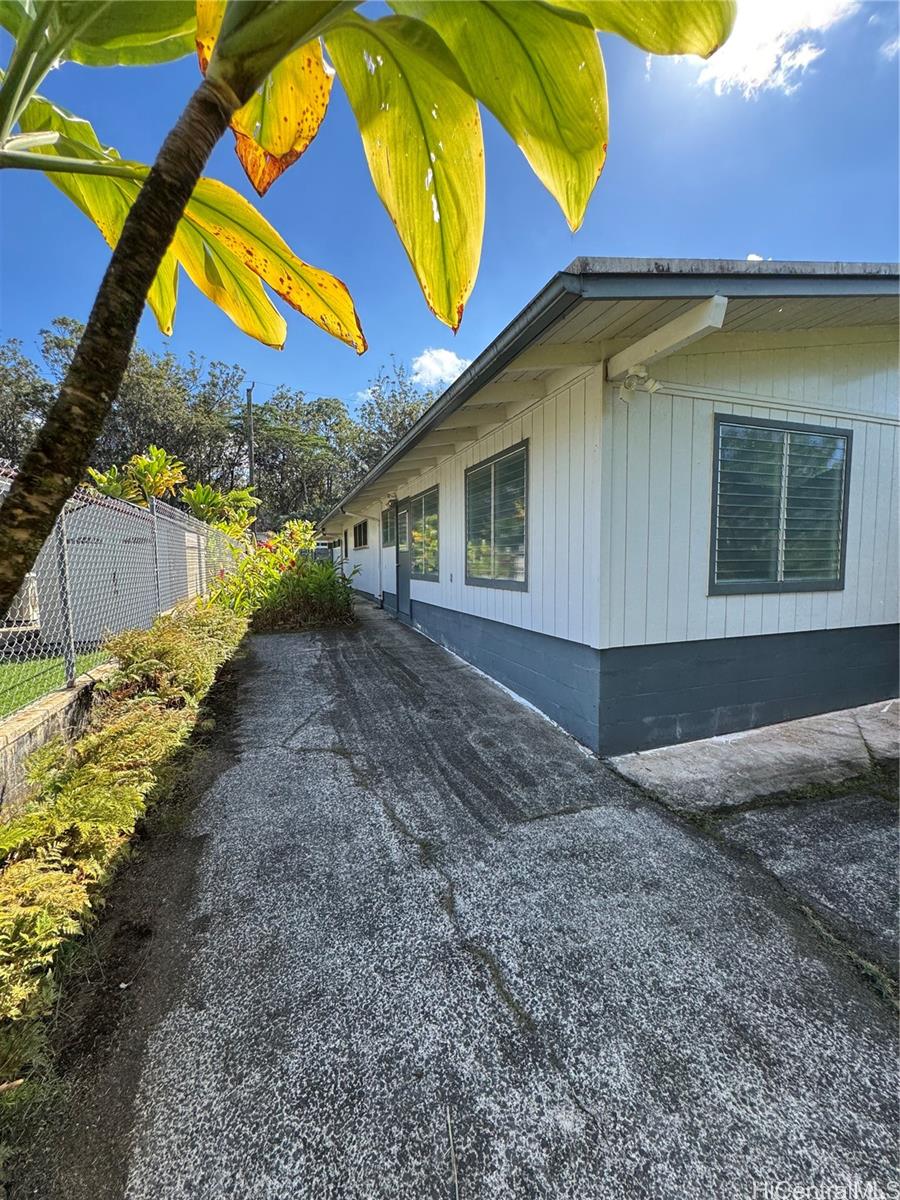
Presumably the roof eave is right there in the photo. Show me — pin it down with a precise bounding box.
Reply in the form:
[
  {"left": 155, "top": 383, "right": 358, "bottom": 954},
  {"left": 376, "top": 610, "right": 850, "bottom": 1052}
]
[
  {"left": 320, "top": 260, "right": 899, "bottom": 530},
  {"left": 319, "top": 268, "right": 586, "bottom": 529}
]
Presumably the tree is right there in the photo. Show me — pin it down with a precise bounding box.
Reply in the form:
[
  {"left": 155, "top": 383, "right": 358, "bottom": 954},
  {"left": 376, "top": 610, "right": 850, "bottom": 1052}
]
[
  {"left": 0, "top": 1, "right": 736, "bottom": 609},
  {"left": 355, "top": 361, "right": 433, "bottom": 475},
  {"left": 0, "top": 338, "right": 50, "bottom": 465},
  {"left": 251, "top": 390, "right": 360, "bottom": 526}
]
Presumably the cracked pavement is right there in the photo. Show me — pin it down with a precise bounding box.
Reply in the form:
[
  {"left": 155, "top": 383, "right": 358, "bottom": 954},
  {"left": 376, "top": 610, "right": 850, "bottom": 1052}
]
[{"left": 14, "top": 605, "right": 898, "bottom": 1199}]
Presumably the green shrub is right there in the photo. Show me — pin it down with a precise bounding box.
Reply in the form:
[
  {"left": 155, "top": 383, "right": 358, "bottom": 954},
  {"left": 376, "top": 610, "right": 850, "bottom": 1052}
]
[
  {"left": 102, "top": 603, "right": 246, "bottom": 705},
  {"left": 209, "top": 519, "right": 317, "bottom": 616},
  {"left": 253, "top": 558, "right": 357, "bottom": 631},
  {"left": 0, "top": 601, "right": 246, "bottom": 1090}
]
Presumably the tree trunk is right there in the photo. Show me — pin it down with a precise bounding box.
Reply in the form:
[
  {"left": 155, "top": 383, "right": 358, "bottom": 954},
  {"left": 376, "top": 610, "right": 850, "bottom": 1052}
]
[{"left": 0, "top": 76, "right": 238, "bottom": 612}]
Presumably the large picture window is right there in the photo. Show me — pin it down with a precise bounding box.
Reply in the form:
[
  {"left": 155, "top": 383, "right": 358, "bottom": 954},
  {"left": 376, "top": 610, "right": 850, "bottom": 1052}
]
[
  {"left": 465, "top": 441, "right": 527, "bottom": 590},
  {"left": 381, "top": 506, "right": 396, "bottom": 548},
  {"left": 410, "top": 486, "right": 439, "bottom": 579},
  {"left": 710, "top": 415, "right": 851, "bottom": 595}
]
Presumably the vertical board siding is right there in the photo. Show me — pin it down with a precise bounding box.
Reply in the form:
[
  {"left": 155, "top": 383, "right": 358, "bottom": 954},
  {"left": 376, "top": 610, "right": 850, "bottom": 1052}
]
[
  {"left": 600, "top": 335, "right": 899, "bottom": 648},
  {"left": 340, "top": 524, "right": 380, "bottom": 596},
  {"left": 393, "top": 369, "right": 604, "bottom": 647}
]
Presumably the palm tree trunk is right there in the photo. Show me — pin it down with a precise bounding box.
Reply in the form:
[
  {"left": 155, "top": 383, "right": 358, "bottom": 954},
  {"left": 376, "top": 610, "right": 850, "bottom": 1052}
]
[{"left": 0, "top": 76, "right": 238, "bottom": 612}]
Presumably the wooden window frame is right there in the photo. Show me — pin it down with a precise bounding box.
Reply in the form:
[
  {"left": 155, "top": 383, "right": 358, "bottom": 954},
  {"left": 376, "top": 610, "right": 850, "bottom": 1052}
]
[
  {"left": 352, "top": 519, "right": 368, "bottom": 550},
  {"left": 464, "top": 440, "right": 529, "bottom": 592},
  {"left": 708, "top": 413, "right": 852, "bottom": 596}
]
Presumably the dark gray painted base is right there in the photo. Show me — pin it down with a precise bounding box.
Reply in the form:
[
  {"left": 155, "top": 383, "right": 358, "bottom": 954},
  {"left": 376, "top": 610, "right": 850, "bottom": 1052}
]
[
  {"left": 599, "top": 622, "right": 900, "bottom": 756},
  {"left": 408, "top": 600, "right": 602, "bottom": 750},
  {"left": 382, "top": 591, "right": 397, "bottom": 612},
  {"left": 352, "top": 587, "right": 377, "bottom": 603},
  {"left": 396, "top": 601, "right": 899, "bottom": 757}
]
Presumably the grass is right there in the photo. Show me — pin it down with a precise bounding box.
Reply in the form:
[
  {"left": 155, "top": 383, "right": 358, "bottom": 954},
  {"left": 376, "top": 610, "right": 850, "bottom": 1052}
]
[{"left": 0, "top": 651, "right": 109, "bottom": 719}]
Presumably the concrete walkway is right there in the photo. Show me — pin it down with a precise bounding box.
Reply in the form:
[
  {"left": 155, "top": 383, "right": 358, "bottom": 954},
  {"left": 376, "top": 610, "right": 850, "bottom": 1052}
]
[{"left": 16, "top": 605, "right": 898, "bottom": 1199}]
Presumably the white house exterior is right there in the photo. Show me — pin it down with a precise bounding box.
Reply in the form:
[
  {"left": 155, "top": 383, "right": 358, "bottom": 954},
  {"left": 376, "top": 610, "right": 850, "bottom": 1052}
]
[{"left": 323, "top": 259, "right": 899, "bottom": 755}]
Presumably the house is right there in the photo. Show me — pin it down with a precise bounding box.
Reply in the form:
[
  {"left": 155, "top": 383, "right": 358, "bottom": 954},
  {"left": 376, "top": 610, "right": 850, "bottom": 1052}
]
[{"left": 320, "top": 259, "right": 899, "bottom": 756}]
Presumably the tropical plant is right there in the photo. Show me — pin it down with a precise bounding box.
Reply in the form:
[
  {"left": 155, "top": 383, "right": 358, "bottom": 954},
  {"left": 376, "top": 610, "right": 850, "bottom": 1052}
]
[
  {"left": 208, "top": 517, "right": 318, "bottom": 615},
  {"left": 253, "top": 557, "right": 357, "bottom": 631},
  {"left": 87, "top": 445, "right": 186, "bottom": 505},
  {"left": 85, "top": 461, "right": 141, "bottom": 503},
  {"left": 180, "top": 480, "right": 260, "bottom": 533},
  {"left": 0, "top": 0, "right": 735, "bottom": 611}
]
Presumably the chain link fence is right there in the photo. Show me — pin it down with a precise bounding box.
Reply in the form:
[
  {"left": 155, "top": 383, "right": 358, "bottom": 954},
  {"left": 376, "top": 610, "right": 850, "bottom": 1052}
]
[{"left": 0, "top": 463, "right": 239, "bottom": 722}]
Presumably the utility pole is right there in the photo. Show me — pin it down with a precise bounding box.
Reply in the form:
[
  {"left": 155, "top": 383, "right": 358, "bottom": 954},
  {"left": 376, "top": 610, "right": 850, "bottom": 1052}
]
[{"left": 246, "top": 382, "right": 256, "bottom": 489}]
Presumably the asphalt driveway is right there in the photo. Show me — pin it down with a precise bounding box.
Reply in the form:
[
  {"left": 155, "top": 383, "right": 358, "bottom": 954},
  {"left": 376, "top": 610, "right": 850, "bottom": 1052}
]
[{"left": 15, "top": 604, "right": 898, "bottom": 1199}]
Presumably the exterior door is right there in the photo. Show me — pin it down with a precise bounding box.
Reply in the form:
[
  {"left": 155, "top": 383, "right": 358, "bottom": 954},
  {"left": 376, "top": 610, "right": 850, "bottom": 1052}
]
[{"left": 396, "top": 500, "right": 411, "bottom": 616}]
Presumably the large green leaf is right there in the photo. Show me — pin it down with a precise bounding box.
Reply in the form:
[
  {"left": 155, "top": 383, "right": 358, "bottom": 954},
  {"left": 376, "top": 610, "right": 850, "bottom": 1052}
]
[
  {"left": 0, "top": 1, "right": 197, "bottom": 66},
  {"left": 16, "top": 94, "right": 178, "bottom": 334},
  {"left": 15, "top": 95, "right": 366, "bottom": 351},
  {"left": 326, "top": 12, "right": 484, "bottom": 330},
  {"left": 550, "top": 1, "right": 736, "bottom": 58},
  {"left": 393, "top": 0, "right": 606, "bottom": 233}
]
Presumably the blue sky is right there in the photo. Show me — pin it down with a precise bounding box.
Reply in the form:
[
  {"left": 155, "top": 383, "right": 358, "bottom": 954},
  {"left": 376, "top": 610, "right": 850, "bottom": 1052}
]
[{"left": 0, "top": 1, "right": 897, "bottom": 408}]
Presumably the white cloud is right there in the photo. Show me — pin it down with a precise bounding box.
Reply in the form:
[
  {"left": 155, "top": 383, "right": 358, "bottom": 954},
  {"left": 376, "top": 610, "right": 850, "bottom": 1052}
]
[
  {"left": 880, "top": 35, "right": 900, "bottom": 60},
  {"left": 694, "top": 1, "right": 860, "bottom": 97},
  {"left": 746, "top": 253, "right": 764, "bottom": 261},
  {"left": 410, "top": 347, "right": 472, "bottom": 389}
]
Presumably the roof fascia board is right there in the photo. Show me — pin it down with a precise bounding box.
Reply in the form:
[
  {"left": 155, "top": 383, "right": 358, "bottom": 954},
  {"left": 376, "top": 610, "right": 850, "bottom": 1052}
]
[{"left": 576, "top": 273, "right": 899, "bottom": 300}]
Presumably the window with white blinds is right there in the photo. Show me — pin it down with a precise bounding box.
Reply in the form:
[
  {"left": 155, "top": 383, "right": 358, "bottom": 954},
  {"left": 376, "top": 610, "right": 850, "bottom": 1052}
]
[
  {"left": 410, "top": 486, "right": 439, "bottom": 579},
  {"left": 710, "top": 416, "right": 850, "bottom": 594},
  {"left": 465, "top": 442, "right": 528, "bottom": 590}
]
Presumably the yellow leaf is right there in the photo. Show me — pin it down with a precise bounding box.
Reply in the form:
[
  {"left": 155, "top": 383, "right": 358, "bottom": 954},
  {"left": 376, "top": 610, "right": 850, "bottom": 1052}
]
[
  {"left": 194, "top": 0, "right": 224, "bottom": 73},
  {"left": 232, "top": 40, "right": 334, "bottom": 195},
  {"left": 185, "top": 178, "right": 366, "bottom": 352},
  {"left": 326, "top": 13, "right": 484, "bottom": 330},
  {"left": 18, "top": 94, "right": 365, "bottom": 351},
  {"left": 16, "top": 95, "right": 178, "bottom": 335},
  {"left": 170, "top": 216, "right": 287, "bottom": 349},
  {"left": 196, "top": 0, "right": 332, "bottom": 195}
]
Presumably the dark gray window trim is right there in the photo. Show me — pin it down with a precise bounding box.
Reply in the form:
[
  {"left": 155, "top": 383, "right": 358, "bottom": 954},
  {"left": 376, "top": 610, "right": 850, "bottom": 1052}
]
[
  {"left": 352, "top": 519, "right": 368, "bottom": 550},
  {"left": 465, "top": 438, "right": 529, "bottom": 592},
  {"left": 409, "top": 483, "right": 439, "bottom": 581},
  {"left": 708, "top": 412, "right": 852, "bottom": 596}
]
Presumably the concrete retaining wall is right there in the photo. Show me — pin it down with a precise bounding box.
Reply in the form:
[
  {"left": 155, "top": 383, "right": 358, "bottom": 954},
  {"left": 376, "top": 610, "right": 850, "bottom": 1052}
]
[{"left": 0, "top": 665, "right": 113, "bottom": 808}]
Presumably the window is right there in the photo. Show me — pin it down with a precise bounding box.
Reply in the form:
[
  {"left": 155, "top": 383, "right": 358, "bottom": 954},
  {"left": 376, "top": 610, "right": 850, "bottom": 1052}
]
[
  {"left": 397, "top": 508, "right": 409, "bottom": 552},
  {"left": 465, "top": 441, "right": 527, "bottom": 589},
  {"left": 710, "top": 415, "right": 850, "bottom": 595},
  {"left": 409, "top": 486, "right": 439, "bottom": 579},
  {"left": 352, "top": 520, "right": 368, "bottom": 550},
  {"left": 381, "top": 507, "right": 396, "bottom": 548},
  {"left": 343, "top": 530, "right": 348, "bottom": 559}
]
